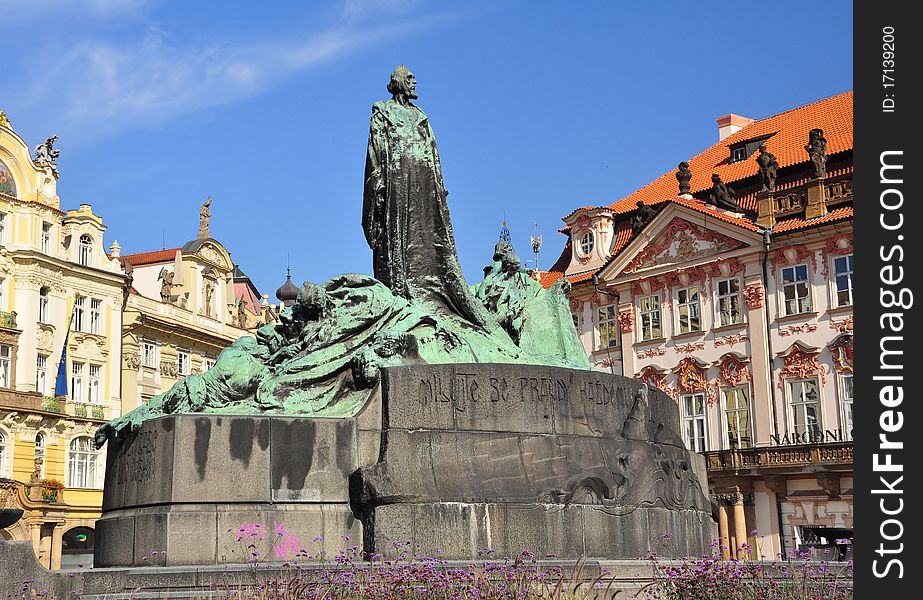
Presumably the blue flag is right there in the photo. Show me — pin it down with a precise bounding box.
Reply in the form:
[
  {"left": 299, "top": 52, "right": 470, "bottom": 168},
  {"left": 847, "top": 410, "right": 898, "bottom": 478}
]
[{"left": 54, "top": 307, "right": 72, "bottom": 398}]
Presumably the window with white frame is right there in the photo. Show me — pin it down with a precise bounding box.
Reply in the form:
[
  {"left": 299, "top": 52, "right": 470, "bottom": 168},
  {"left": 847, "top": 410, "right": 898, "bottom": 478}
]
[
  {"left": 0, "top": 430, "right": 8, "bottom": 477},
  {"left": 834, "top": 254, "right": 854, "bottom": 307},
  {"left": 579, "top": 231, "right": 595, "bottom": 256},
  {"left": 90, "top": 299, "right": 102, "bottom": 334},
  {"left": 71, "top": 362, "right": 85, "bottom": 402},
  {"left": 716, "top": 278, "right": 742, "bottom": 327},
  {"left": 39, "top": 287, "right": 50, "bottom": 323},
  {"left": 67, "top": 436, "right": 99, "bottom": 488},
  {"left": 203, "top": 356, "right": 216, "bottom": 371},
  {"left": 73, "top": 296, "right": 86, "bottom": 332},
  {"left": 141, "top": 340, "right": 157, "bottom": 368},
  {"left": 597, "top": 305, "right": 619, "bottom": 348},
  {"left": 780, "top": 264, "right": 811, "bottom": 315},
  {"left": 0, "top": 213, "right": 6, "bottom": 245},
  {"left": 676, "top": 286, "right": 701, "bottom": 333},
  {"left": 682, "top": 393, "right": 708, "bottom": 452},
  {"left": 841, "top": 374, "right": 853, "bottom": 438},
  {"left": 0, "top": 344, "right": 10, "bottom": 388},
  {"left": 638, "top": 295, "right": 662, "bottom": 341},
  {"left": 789, "top": 378, "right": 820, "bottom": 438},
  {"left": 35, "top": 432, "right": 46, "bottom": 479},
  {"left": 78, "top": 234, "right": 93, "bottom": 266},
  {"left": 177, "top": 350, "right": 190, "bottom": 376},
  {"left": 724, "top": 387, "right": 751, "bottom": 449},
  {"left": 41, "top": 223, "right": 53, "bottom": 254},
  {"left": 36, "top": 354, "right": 49, "bottom": 395},
  {"left": 88, "top": 365, "right": 101, "bottom": 403}
]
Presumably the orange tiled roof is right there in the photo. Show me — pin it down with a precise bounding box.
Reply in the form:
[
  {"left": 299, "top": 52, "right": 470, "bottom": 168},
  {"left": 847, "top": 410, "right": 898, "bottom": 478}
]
[
  {"left": 773, "top": 206, "right": 853, "bottom": 232},
  {"left": 120, "top": 248, "right": 180, "bottom": 267}
]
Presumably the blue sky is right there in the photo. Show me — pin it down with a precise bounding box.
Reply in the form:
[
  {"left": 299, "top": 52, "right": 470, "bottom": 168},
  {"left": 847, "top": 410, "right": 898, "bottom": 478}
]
[{"left": 1, "top": 0, "right": 853, "bottom": 298}]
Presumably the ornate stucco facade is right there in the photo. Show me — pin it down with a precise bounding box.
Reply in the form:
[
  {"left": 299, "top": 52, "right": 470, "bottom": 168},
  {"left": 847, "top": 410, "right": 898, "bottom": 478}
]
[
  {"left": 1, "top": 115, "right": 125, "bottom": 568},
  {"left": 543, "top": 92, "right": 854, "bottom": 560}
]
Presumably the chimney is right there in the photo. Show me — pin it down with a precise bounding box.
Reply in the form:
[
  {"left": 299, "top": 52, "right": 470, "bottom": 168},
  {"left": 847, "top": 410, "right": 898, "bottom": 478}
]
[
  {"left": 716, "top": 114, "right": 755, "bottom": 141},
  {"left": 109, "top": 240, "right": 121, "bottom": 258}
]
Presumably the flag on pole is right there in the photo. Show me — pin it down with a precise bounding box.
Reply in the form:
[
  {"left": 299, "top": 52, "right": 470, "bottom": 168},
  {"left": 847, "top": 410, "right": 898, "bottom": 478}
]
[{"left": 54, "top": 301, "right": 74, "bottom": 398}]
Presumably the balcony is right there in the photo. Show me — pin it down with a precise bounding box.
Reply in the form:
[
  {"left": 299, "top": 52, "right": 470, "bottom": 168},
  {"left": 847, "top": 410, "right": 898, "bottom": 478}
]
[
  {"left": 0, "top": 310, "right": 17, "bottom": 330},
  {"left": 39, "top": 397, "right": 108, "bottom": 421},
  {"left": 705, "top": 442, "right": 852, "bottom": 473}
]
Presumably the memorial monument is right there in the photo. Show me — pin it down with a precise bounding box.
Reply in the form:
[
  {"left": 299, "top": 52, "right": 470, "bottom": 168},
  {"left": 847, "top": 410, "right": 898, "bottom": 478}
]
[{"left": 93, "top": 66, "right": 715, "bottom": 567}]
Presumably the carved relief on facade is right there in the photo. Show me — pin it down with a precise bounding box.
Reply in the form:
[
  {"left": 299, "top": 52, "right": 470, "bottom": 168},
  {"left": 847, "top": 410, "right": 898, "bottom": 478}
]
[
  {"left": 664, "top": 266, "right": 708, "bottom": 301},
  {"left": 36, "top": 325, "right": 55, "bottom": 351},
  {"left": 160, "top": 360, "right": 179, "bottom": 378},
  {"left": 825, "top": 179, "right": 853, "bottom": 203},
  {"left": 674, "top": 342, "right": 706, "bottom": 354},
  {"left": 637, "top": 365, "right": 669, "bottom": 394},
  {"left": 779, "top": 322, "right": 818, "bottom": 337},
  {"left": 716, "top": 353, "right": 752, "bottom": 387},
  {"left": 623, "top": 217, "right": 745, "bottom": 273},
  {"left": 617, "top": 310, "right": 634, "bottom": 333},
  {"left": 124, "top": 353, "right": 141, "bottom": 370},
  {"left": 820, "top": 234, "right": 853, "bottom": 277},
  {"left": 708, "top": 257, "right": 745, "bottom": 280},
  {"left": 569, "top": 298, "right": 582, "bottom": 313},
  {"left": 777, "top": 342, "right": 827, "bottom": 390},
  {"left": 829, "top": 316, "right": 853, "bottom": 333},
  {"left": 630, "top": 277, "right": 664, "bottom": 299},
  {"left": 714, "top": 334, "right": 749, "bottom": 348},
  {"left": 674, "top": 357, "right": 708, "bottom": 394},
  {"left": 743, "top": 283, "right": 764, "bottom": 309},
  {"left": 828, "top": 334, "right": 853, "bottom": 374},
  {"left": 636, "top": 347, "right": 667, "bottom": 360},
  {"left": 770, "top": 244, "right": 817, "bottom": 273}
]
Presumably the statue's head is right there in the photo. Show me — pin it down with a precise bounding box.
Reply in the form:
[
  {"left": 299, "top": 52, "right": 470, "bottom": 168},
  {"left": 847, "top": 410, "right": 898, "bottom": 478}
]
[
  {"left": 293, "top": 282, "right": 329, "bottom": 323},
  {"left": 711, "top": 173, "right": 721, "bottom": 183},
  {"left": 809, "top": 128, "right": 824, "bottom": 141},
  {"left": 387, "top": 65, "right": 418, "bottom": 100},
  {"left": 678, "top": 161, "right": 689, "bottom": 171}
]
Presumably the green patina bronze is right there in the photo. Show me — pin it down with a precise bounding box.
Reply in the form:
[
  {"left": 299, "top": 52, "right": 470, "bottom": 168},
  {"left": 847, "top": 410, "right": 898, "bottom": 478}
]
[{"left": 95, "top": 67, "right": 589, "bottom": 448}]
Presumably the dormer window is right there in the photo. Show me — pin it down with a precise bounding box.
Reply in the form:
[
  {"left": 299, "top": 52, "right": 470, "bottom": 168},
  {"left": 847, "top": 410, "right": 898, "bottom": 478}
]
[
  {"left": 579, "top": 231, "right": 595, "bottom": 256},
  {"left": 729, "top": 134, "right": 774, "bottom": 164},
  {"left": 730, "top": 147, "right": 747, "bottom": 163},
  {"left": 78, "top": 234, "right": 93, "bottom": 266}
]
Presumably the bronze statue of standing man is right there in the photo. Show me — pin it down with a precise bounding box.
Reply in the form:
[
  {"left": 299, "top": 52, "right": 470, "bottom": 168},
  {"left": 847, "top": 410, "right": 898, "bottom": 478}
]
[{"left": 363, "top": 66, "right": 490, "bottom": 329}]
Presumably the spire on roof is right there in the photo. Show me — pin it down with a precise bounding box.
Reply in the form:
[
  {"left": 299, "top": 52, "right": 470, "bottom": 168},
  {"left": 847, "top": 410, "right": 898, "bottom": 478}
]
[{"left": 275, "top": 262, "right": 298, "bottom": 307}]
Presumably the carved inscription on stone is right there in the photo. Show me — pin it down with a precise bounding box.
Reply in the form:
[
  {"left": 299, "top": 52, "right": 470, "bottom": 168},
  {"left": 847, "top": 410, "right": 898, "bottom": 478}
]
[{"left": 115, "top": 429, "right": 158, "bottom": 484}]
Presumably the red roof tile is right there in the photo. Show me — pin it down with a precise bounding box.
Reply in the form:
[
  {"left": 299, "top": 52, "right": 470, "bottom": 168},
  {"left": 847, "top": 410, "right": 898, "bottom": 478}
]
[
  {"left": 772, "top": 206, "right": 853, "bottom": 232},
  {"left": 120, "top": 248, "right": 180, "bottom": 267}
]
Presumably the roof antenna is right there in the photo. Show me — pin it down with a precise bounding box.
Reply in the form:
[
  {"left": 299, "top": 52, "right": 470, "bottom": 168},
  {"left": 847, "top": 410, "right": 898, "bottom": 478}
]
[{"left": 162, "top": 228, "right": 165, "bottom": 251}]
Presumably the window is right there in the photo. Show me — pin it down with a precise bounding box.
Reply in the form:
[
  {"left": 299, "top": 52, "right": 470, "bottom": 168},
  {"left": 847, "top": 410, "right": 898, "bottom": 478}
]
[
  {"left": 780, "top": 264, "right": 811, "bottom": 315},
  {"left": 73, "top": 296, "right": 86, "bottom": 332},
  {"left": 67, "top": 437, "right": 98, "bottom": 488},
  {"left": 203, "top": 356, "right": 216, "bottom": 371},
  {"left": 71, "top": 362, "right": 85, "bottom": 402},
  {"left": 39, "top": 287, "right": 50, "bottom": 323},
  {"left": 0, "top": 430, "right": 8, "bottom": 477},
  {"left": 579, "top": 231, "right": 594, "bottom": 256},
  {"left": 682, "top": 393, "right": 708, "bottom": 452},
  {"left": 41, "top": 223, "right": 52, "bottom": 254},
  {"left": 597, "top": 305, "right": 619, "bottom": 348},
  {"left": 638, "top": 295, "right": 662, "bottom": 341},
  {"left": 142, "top": 341, "right": 157, "bottom": 368},
  {"left": 676, "top": 286, "right": 701, "bottom": 333},
  {"left": 78, "top": 234, "right": 93, "bottom": 266},
  {"left": 0, "top": 344, "right": 10, "bottom": 388},
  {"left": 789, "top": 379, "right": 820, "bottom": 439},
  {"left": 716, "top": 278, "right": 742, "bottom": 326},
  {"left": 834, "top": 254, "right": 854, "bottom": 307},
  {"left": 88, "top": 365, "right": 101, "bottom": 404},
  {"left": 35, "top": 432, "right": 46, "bottom": 479},
  {"left": 177, "top": 350, "right": 190, "bottom": 376},
  {"left": 0, "top": 213, "right": 6, "bottom": 245},
  {"left": 841, "top": 374, "right": 853, "bottom": 438},
  {"left": 36, "top": 355, "right": 49, "bottom": 395},
  {"left": 90, "top": 299, "right": 102, "bottom": 335},
  {"left": 730, "top": 146, "right": 747, "bottom": 163},
  {"left": 724, "top": 388, "right": 751, "bottom": 449}
]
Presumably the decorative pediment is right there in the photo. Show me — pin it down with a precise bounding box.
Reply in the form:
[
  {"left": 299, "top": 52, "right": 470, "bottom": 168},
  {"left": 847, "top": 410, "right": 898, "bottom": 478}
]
[
  {"left": 776, "top": 341, "right": 827, "bottom": 389},
  {"left": 623, "top": 217, "right": 746, "bottom": 273},
  {"left": 196, "top": 241, "right": 232, "bottom": 270},
  {"left": 636, "top": 365, "right": 668, "bottom": 394},
  {"left": 673, "top": 356, "right": 709, "bottom": 394},
  {"left": 715, "top": 353, "right": 752, "bottom": 387},
  {"left": 828, "top": 334, "right": 853, "bottom": 374}
]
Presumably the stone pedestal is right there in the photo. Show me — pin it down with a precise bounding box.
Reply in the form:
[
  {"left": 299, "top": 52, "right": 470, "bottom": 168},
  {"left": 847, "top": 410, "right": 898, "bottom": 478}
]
[{"left": 96, "top": 364, "right": 716, "bottom": 566}]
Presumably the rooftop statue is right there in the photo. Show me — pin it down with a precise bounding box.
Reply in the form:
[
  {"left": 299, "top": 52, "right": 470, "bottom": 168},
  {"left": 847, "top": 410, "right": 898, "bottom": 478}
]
[
  {"left": 706, "top": 173, "right": 740, "bottom": 211},
  {"left": 33, "top": 135, "right": 60, "bottom": 178},
  {"left": 675, "top": 161, "right": 692, "bottom": 195},
  {"left": 755, "top": 144, "right": 779, "bottom": 192},
  {"left": 805, "top": 128, "right": 827, "bottom": 179},
  {"left": 95, "top": 67, "right": 590, "bottom": 448}
]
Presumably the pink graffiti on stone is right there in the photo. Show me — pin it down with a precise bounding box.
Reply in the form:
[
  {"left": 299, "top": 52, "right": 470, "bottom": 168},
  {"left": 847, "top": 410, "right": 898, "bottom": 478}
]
[
  {"left": 273, "top": 521, "right": 306, "bottom": 559},
  {"left": 236, "top": 523, "right": 266, "bottom": 542}
]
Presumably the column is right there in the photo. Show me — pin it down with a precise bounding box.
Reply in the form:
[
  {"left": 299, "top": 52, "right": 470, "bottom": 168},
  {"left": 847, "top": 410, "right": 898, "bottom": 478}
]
[
  {"left": 733, "top": 493, "right": 749, "bottom": 560},
  {"left": 50, "top": 524, "right": 64, "bottom": 570},
  {"left": 30, "top": 522, "right": 41, "bottom": 556},
  {"left": 717, "top": 501, "right": 731, "bottom": 560}
]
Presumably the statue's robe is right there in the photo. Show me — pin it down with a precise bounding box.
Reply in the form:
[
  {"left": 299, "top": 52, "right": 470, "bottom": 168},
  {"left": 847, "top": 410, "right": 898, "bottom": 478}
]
[{"left": 363, "top": 99, "right": 490, "bottom": 329}]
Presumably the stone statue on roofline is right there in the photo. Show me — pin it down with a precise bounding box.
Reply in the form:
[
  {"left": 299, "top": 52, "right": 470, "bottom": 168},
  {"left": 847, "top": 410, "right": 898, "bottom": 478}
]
[
  {"left": 676, "top": 161, "right": 692, "bottom": 195},
  {"left": 805, "top": 128, "right": 827, "bottom": 179},
  {"left": 755, "top": 143, "right": 779, "bottom": 192},
  {"left": 631, "top": 201, "right": 657, "bottom": 234},
  {"left": 198, "top": 196, "right": 212, "bottom": 239},
  {"left": 707, "top": 173, "right": 740, "bottom": 212},
  {"left": 95, "top": 66, "right": 590, "bottom": 448},
  {"left": 33, "top": 135, "right": 60, "bottom": 178}
]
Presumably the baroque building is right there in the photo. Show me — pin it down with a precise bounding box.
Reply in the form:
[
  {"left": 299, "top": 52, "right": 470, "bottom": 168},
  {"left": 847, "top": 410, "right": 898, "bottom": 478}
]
[
  {"left": 542, "top": 92, "right": 853, "bottom": 560},
  {"left": 117, "top": 198, "right": 262, "bottom": 414},
  {"left": 0, "top": 113, "right": 125, "bottom": 568}
]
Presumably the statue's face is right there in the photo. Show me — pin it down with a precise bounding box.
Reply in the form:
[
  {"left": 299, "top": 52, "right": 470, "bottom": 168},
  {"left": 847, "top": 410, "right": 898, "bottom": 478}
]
[{"left": 401, "top": 70, "right": 418, "bottom": 99}]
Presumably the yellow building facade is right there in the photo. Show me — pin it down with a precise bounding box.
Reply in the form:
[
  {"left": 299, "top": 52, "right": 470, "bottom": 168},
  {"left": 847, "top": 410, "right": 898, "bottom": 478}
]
[{"left": 0, "top": 112, "right": 125, "bottom": 568}]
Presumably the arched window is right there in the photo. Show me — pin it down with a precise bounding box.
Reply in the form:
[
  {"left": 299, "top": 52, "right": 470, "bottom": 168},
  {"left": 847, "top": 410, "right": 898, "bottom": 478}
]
[
  {"left": 67, "top": 436, "right": 98, "bottom": 488},
  {"left": 78, "top": 234, "right": 93, "bottom": 267},
  {"left": 39, "top": 287, "right": 50, "bottom": 323},
  {"left": 35, "top": 432, "right": 47, "bottom": 479},
  {"left": 0, "top": 430, "right": 10, "bottom": 478},
  {"left": 579, "top": 231, "right": 595, "bottom": 256}
]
